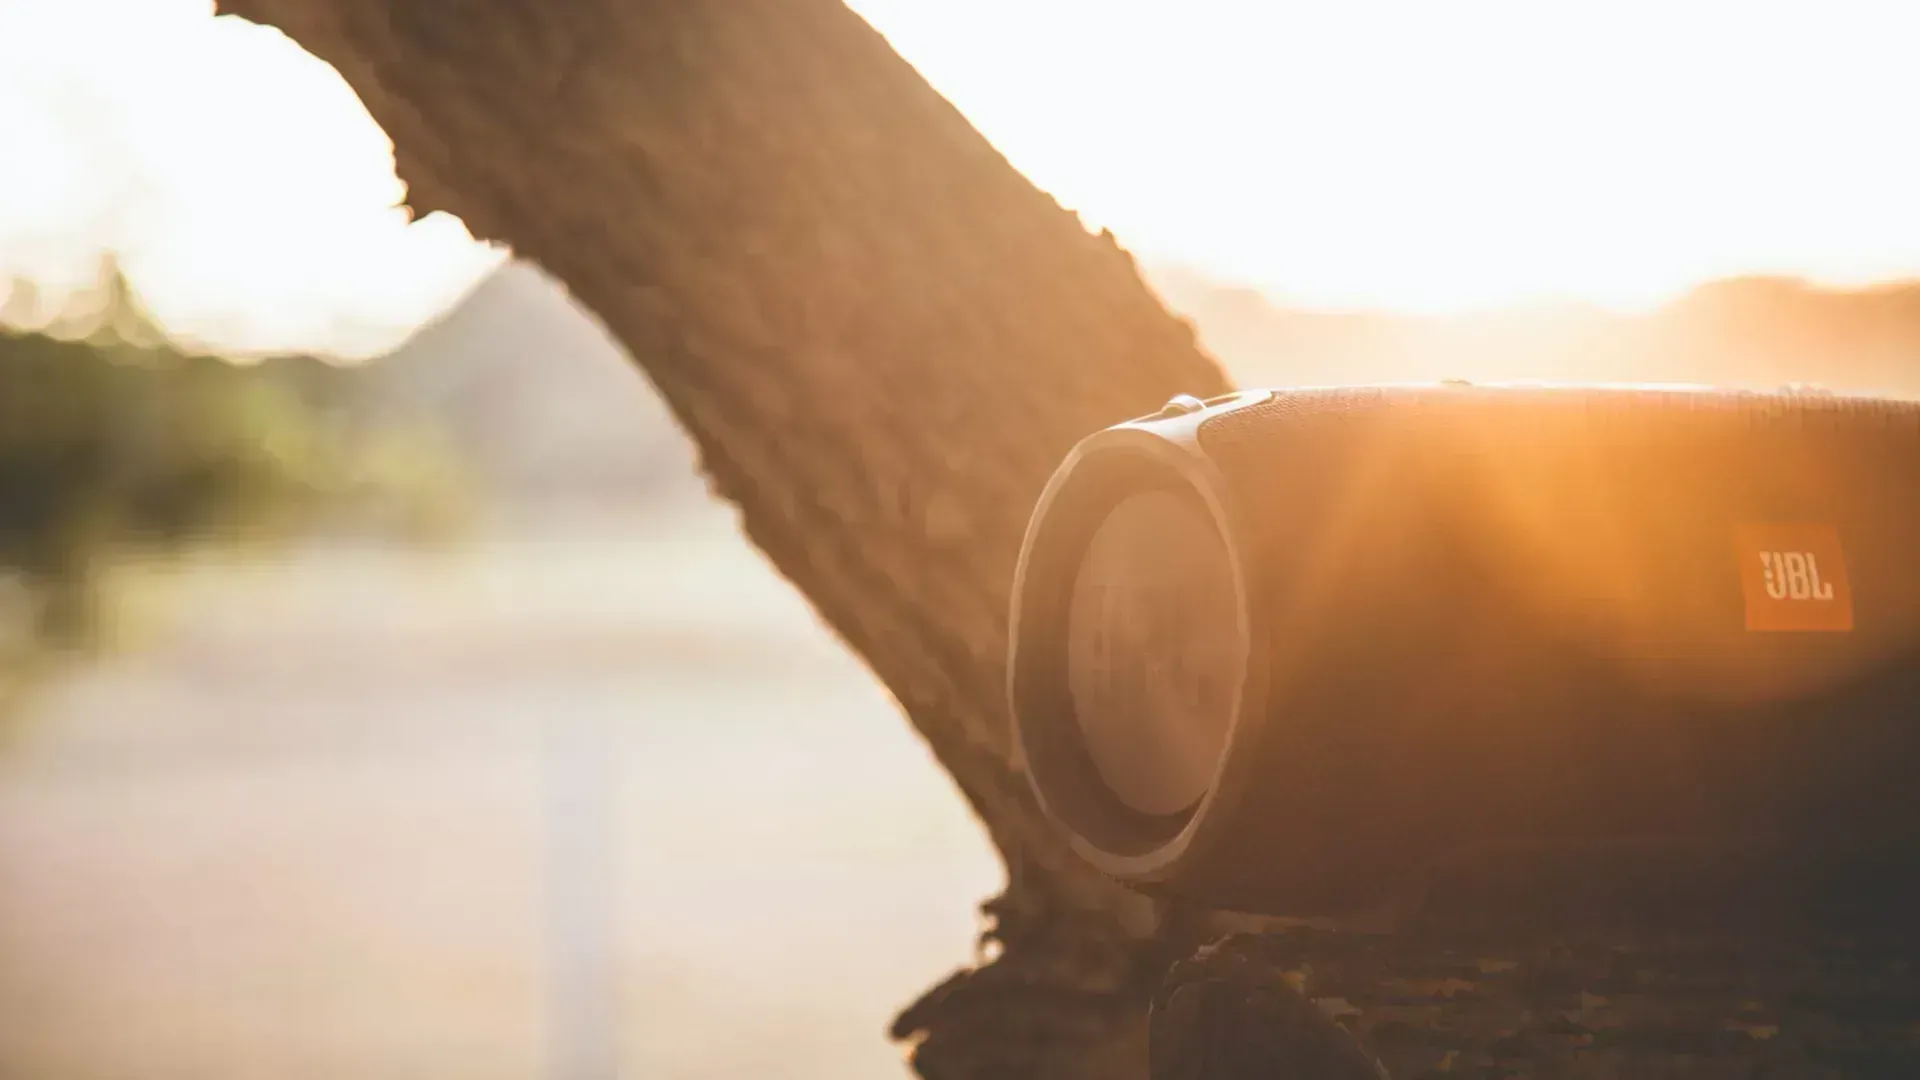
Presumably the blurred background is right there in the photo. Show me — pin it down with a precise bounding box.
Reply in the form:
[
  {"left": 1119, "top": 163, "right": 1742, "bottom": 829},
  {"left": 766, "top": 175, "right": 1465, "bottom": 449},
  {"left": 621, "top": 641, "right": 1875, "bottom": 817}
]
[{"left": 1, "top": 1, "right": 1917, "bottom": 1078}]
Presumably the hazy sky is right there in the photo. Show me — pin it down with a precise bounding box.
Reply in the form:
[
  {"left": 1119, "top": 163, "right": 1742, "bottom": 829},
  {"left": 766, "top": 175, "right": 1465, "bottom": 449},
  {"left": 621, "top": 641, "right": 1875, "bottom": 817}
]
[
  {"left": 4, "top": 1, "right": 1920, "bottom": 356},
  {"left": 0, "top": 0, "right": 501, "bottom": 358},
  {"left": 850, "top": 0, "right": 1920, "bottom": 312}
]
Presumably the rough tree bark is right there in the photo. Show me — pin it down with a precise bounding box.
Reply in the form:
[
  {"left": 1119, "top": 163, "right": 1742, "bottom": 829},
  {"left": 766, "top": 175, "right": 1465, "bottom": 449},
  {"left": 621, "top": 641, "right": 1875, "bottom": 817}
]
[{"left": 216, "top": 2, "right": 1237, "bottom": 1077}]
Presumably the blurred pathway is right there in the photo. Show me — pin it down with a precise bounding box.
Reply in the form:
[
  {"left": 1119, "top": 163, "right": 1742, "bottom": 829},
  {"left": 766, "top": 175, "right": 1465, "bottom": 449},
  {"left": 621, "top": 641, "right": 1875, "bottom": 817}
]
[{"left": 0, "top": 502, "right": 1000, "bottom": 1080}]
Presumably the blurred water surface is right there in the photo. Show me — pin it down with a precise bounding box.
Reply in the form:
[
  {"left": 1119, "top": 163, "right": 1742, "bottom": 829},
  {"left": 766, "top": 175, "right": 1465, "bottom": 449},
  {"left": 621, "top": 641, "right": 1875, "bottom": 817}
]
[{"left": 0, "top": 499, "right": 1001, "bottom": 1080}]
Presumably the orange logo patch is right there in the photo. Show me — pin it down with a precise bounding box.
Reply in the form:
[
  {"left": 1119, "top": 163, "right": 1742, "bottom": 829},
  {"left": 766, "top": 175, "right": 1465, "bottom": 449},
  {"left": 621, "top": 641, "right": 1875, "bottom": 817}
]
[{"left": 1734, "top": 523, "right": 1853, "bottom": 632}]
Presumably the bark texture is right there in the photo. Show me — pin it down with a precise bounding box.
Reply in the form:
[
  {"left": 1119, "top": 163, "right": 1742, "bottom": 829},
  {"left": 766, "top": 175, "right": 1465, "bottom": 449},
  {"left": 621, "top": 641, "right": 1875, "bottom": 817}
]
[
  {"left": 1154, "top": 929, "right": 1920, "bottom": 1080},
  {"left": 216, "top": 2, "right": 1232, "bottom": 1076}
]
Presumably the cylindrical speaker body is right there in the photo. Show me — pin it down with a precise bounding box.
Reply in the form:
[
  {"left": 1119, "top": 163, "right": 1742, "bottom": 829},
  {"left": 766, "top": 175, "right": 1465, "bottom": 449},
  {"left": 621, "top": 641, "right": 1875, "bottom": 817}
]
[{"left": 1010, "top": 385, "right": 1920, "bottom": 922}]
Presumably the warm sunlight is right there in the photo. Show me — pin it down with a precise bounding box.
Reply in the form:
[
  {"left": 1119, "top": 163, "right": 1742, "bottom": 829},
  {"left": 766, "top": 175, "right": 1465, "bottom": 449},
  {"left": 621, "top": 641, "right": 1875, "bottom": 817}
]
[
  {"left": 5, "top": 0, "right": 1920, "bottom": 352},
  {"left": 0, "top": 0, "right": 501, "bottom": 358},
  {"left": 848, "top": 0, "right": 1920, "bottom": 314},
  {"left": 8, "top": 8, "right": 1920, "bottom": 1080}
]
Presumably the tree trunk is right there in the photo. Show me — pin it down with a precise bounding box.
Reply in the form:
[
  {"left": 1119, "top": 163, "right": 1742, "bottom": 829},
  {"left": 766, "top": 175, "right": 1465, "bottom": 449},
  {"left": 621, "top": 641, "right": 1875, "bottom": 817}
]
[{"left": 216, "top": 2, "right": 1233, "bottom": 1076}]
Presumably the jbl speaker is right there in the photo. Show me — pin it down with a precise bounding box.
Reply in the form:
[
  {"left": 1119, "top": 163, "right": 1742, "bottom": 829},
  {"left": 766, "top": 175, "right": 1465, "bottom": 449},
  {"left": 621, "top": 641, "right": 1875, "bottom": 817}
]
[{"left": 1009, "top": 384, "right": 1920, "bottom": 923}]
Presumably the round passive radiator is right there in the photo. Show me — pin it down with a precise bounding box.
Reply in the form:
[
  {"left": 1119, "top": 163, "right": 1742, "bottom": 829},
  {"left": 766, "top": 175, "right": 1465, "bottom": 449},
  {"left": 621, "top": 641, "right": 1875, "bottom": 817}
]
[{"left": 1009, "top": 385, "right": 1920, "bottom": 922}]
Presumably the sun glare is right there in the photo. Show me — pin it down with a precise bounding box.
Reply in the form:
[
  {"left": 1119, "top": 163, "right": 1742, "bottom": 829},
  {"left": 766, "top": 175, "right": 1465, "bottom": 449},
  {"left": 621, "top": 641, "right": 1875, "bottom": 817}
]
[
  {"left": 4, "top": 0, "right": 1920, "bottom": 354},
  {"left": 848, "top": 0, "right": 1920, "bottom": 315},
  {"left": 0, "top": 0, "right": 502, "bottom": 358}
]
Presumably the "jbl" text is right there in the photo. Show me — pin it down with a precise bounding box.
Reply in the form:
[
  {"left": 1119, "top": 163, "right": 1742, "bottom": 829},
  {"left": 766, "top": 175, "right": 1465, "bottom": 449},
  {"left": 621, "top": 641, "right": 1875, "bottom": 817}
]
[{"left": 1760, "top": 551, "right": 1836, "bottom": 601}]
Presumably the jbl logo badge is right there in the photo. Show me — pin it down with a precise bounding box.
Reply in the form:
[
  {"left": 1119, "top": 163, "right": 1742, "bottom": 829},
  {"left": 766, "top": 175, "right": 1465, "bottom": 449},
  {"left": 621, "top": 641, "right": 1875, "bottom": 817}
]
[{"left": 1735, "top": 523, "right": 1853, "bottom": 632}]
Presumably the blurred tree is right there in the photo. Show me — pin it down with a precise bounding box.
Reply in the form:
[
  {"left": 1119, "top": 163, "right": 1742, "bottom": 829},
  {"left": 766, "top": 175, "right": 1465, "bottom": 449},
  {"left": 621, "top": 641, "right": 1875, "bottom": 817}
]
[
  {"left": 217, "top": 3, "right": 1235, "bottom": 1078},
  {"left": 0, "top": 272, "right": 466, "bottom": 660}
]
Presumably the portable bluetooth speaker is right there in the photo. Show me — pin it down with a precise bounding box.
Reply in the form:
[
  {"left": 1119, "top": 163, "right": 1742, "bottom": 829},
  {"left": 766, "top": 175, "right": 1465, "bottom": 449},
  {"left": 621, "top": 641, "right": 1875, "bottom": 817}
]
[{"left": 1009, "top": 384, "right": 1920, "bottom": 923}]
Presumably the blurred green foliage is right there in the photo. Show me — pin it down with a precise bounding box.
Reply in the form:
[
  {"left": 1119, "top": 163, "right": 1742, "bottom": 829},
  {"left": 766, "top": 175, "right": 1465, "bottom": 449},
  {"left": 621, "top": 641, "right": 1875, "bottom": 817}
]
[{"left": 0, "top": 288, "right": 469, "bottom": 660}]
